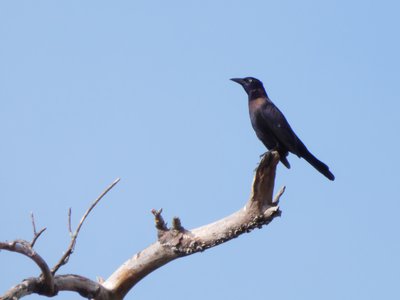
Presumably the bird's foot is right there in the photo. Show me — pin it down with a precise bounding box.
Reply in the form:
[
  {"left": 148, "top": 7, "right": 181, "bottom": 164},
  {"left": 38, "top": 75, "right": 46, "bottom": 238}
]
[{"left": 255, "top": 151, "right": 269, "bottom": 172}]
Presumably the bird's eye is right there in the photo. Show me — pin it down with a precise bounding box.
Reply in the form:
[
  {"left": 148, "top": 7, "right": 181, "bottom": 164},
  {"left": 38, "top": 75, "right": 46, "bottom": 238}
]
[{"left": 247, "top": 78, "right": 253, "bottom": 83}]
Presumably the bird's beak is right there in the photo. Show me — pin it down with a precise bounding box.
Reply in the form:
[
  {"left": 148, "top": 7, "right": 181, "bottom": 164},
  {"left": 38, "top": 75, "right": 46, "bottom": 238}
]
[{"left": 230, "top": 78, "right": 245, "bottom": 86}]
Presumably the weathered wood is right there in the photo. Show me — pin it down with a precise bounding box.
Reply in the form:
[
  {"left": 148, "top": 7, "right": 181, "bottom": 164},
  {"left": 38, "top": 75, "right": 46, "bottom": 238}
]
[
  {"left": 103, "top": 151, "right": 283, "bottom": 299},
  {"left": 1, "top": 151, "right": 284, "bottom": 300}
]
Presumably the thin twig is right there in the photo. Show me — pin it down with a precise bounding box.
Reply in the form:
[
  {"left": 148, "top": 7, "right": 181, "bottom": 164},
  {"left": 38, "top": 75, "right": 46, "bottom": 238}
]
[
  {"left": 68, "top": 208, "right": 73, "bottom": 236},
  {"left": 31, "top": 228, "right": 47, "bottom": 248},
  {"left": 30, "top": 212, "right": 47, "bottom": 247},
  {"left": 30, "top": 212, "right": 37, "bottom": 236},
  {"left": 51, "top": 178, "right": 121, "bottom": 274}
]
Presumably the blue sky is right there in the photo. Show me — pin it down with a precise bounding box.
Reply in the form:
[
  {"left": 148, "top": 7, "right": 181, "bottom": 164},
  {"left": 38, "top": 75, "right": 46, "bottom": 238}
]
[{"left": 0, "top": 1, "right": 399, "bottom": 299}]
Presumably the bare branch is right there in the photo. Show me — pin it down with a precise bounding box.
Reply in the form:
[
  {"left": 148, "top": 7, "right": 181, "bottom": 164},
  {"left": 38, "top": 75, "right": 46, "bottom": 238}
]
[
  {"left": 51, "top": 178, "right": 121, "bottom": 274},
  {"left": 103, "top": 151, "right": 283, "bottom": 299},
  {"left": 31, "top": 228, "right": 47, "bottom": 248},
  {"left": 0, "top": 240, "right": 55, "bottom": 296},
  {"left": 29, "top": 213, "right": 47, "bottom": 248},
  {"left": 1, "top": 151, "right": 285, "bottom": 300},
  {"left": 1, "top": 275, "right": 110, "bottom": 300},
  {"left": 30, "top": 212, "right": 37, "bottom": 236},
  {"left": 68, "top": 208, "right": 73, "bottom": 236}
]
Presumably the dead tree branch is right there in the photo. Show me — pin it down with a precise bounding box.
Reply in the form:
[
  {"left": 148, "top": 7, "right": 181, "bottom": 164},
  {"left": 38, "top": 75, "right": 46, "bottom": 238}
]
[
  {"left": 51, "top": 178, "right": 121, "bottom": 274},
  {"left": 0, "top": 178, "right": 120, "bottom": 300},
  {"left": 0, "top": 275, "right": 111, "bottom": 300},
  {"left": 1, "top": 151, "right": 284, "bottom": 300},
  {"left": 102, "top": 151, "right": 284, "bottom": 299},
  {"left": 30, "top": 213, "right": 47, "bottom": 247},
  {"left": 0, "top": 240, "right": 55, "bottom": 296}
]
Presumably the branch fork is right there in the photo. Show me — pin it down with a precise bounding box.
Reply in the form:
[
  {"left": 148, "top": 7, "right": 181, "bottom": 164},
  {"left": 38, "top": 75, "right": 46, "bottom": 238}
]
[
  {"left": 156, "top": 151, "right": 284, "bottom": 255},
  {"left": 0, "top": 179, "right": 120, "bottom": 300},
  {"left": 1, "top": 151, "right": 285, "bottom": 300},
  {"left": 104, "top": 151, "right": 285, "bottom": 299}
]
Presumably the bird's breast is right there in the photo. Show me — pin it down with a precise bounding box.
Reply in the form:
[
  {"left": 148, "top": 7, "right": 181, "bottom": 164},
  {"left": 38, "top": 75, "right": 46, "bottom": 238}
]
[
  {"left": 248, "top": 97, "right": 267, "bottom": 128},
  {"left": 248, "top": 97, "right": 266, "bottom": 115}
]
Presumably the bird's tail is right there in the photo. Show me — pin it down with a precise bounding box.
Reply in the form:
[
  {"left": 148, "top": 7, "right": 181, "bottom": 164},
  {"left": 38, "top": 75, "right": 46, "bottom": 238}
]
[
  {"left": 302, "top": 150, "right": 335, "bottom": 181},
  {"left": 280, "top": 155, "right": 291, "bottom": 169}
]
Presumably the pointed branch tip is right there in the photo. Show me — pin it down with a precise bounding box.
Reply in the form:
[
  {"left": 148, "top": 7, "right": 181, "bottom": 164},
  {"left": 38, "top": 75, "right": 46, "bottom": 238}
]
[
  {"left": 30, "top": 212, "right": 37, "bottom": 236},
  {"left": 51, "top": 178, "right": 120, "bottom": 274},
  {"left": 31, "top": 227, "right": 47, "bottom": 247},
  {"left": 273, "top": 186, "right": 286, "bottom": 204}
]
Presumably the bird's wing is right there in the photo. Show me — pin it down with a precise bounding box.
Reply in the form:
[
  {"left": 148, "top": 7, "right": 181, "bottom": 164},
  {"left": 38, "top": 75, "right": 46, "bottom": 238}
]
[{"left": 260, "top": 103, "right": 302, "bottom": 155}]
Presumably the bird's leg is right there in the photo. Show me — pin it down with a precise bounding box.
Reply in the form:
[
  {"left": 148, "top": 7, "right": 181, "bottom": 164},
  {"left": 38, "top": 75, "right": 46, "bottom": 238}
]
[{"left": 256, "top": 150, "right": 274, "bottom": 171}]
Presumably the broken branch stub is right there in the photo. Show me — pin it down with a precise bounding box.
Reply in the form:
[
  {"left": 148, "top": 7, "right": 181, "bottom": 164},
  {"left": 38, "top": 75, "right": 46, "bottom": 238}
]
[
  {"left": 1, "top": 152, "right": 284, "bottom": 300},
  {"left": 103, "top": 151, "right": 284, "bottom": 299}
]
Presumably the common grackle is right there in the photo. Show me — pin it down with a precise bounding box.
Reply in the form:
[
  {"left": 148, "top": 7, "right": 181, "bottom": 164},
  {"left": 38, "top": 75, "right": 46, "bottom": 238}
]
[{"left": 231, "top": 77, "right": 335, "bottom": 181}]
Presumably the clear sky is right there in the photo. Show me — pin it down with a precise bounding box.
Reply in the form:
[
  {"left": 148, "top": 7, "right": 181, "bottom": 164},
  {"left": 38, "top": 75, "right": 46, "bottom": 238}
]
[{"left": 0, "top": 1, "right": 399, "bottom": 299}]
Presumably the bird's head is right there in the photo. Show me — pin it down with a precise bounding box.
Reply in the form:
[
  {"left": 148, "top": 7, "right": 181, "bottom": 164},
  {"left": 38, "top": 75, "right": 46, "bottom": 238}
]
[{"left": 230, "top": 77, "right": 266, "bottom": 98}]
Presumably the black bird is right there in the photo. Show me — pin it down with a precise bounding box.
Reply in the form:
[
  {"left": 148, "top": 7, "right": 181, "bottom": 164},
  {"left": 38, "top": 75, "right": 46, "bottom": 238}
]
[{"left": 231, "top": 77, "right": 335, "bottom": 181}]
